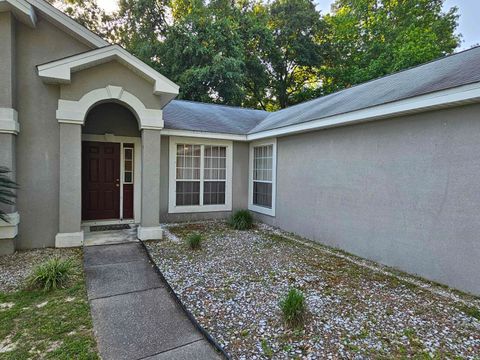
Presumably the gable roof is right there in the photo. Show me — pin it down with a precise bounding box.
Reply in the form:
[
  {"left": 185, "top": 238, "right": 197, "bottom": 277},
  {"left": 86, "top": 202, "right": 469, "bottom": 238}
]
[
  {"left": 37, "top": 45, "right": 179, "bottom": 106},
  {"left": 249, "top": 46, "right": 480, "bottom": 135},
  {"left": 163, "top": 100, "right": 268, "bottom": 135}
]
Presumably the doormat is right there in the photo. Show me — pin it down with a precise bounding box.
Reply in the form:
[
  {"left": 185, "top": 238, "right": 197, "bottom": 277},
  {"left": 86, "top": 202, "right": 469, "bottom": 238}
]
[{"left": 90, "top": 224, "right": 131, "bottom": 232}]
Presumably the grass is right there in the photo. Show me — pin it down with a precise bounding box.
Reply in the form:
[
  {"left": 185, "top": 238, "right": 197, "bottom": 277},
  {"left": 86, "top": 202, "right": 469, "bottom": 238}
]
[
  {"left": 458, "top": 304, "right": 480, "bottom": 320},
  {"left": 228, "top": 210, "right": 253, "bottom": 230},
  {"left": 0, "top": 250, "right": 98, "bottom": 359},
  {"left": 27, "top": 257, "right": 74, "bottom": 291},
  {"left": 186, "top": 232, "right": 202, "bottom": 250},
  {"left": 279, "top": 288, "right": 307, "bottom": 328}
]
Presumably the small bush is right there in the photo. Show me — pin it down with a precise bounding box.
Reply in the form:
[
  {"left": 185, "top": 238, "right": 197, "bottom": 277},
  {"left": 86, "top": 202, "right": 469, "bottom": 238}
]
[
  {"left": 228, "top": 210, "right": 253, "bottom": 230},
  {"left": 279, "top": 288, "right": 306, "bottom": 328},
  {"left": 186, "top": 233, "right": 202, "bottom": 250},
  {"left": 27, "top": 257, "right": 74, "bottom": 291}
]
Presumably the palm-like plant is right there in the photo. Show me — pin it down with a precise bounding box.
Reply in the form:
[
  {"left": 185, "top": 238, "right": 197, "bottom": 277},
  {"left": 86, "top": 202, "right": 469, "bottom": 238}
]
[{"left": 0, "top": 167, "right": 18, "bottom": 223}]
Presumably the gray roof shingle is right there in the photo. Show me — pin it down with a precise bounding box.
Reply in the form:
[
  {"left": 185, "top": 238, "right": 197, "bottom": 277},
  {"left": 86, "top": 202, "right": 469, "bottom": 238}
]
[
  {"left": 163, "top": 100, "right": 268, "bottom": 135},
  {"left": 250, "top": 46, "right": 480, "bottom": 134},
  {"left": 162, "top": 47, "right": 480, "bottom": 136}
]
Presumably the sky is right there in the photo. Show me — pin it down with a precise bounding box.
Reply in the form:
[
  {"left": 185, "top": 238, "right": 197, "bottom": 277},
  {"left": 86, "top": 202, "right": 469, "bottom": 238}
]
[{"left": 97, "top": 0, "right": 478, "bottom": 50}]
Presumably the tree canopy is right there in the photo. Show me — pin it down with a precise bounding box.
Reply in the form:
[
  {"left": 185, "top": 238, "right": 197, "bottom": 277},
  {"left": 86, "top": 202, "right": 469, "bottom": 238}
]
[{"left": 52, "top": 0, "right": 461, "bottom": 109}]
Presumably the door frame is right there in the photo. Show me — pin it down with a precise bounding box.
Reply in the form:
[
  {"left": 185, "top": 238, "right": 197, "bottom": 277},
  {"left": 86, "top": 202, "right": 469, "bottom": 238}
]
[{"left": 81, "top": 134, "right": 142, "bottom": 225}]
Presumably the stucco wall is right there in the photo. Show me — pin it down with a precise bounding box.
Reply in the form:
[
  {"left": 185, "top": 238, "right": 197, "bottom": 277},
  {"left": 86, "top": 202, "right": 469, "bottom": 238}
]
[
  {"left": 60, "top": 61, "right": 163, "bottom": 110},
  {"left": 259, "top": 104, "right": 480, "bottom": 295},
  {"left": 15, "top": 16, "right": 91, "bottom": 249},
  {"left": 0, "top": 12, "right": 15, "bottom": 108},
  {"left": 159, "top": 136, "right": 249, "bottom": 222}
]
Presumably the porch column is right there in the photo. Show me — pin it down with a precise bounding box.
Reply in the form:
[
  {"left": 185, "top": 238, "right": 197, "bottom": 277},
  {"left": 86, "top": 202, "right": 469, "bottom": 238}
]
[
  {"left": 56, "top": 123, "right": 83, "bottom": 247},
  {"left": 138, "top": 129, "right": 163, "bottom": 240},
  {"left": 0, "top": 12, "right": 19, "bottom": 255}
]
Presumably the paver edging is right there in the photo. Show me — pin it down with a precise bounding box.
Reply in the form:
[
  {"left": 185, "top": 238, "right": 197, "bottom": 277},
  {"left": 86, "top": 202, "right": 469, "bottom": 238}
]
[{"left": 138, "top": 239, "right": 231, "bottom": 360}]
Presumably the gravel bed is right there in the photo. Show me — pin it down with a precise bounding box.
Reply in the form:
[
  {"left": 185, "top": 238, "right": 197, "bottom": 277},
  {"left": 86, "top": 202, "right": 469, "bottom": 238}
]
[
  {"left": 0, "top": 248, "right": 79, "bottom": 292},
  {"left": 145, "top": 222, "right": 480, "bottom": 359}
]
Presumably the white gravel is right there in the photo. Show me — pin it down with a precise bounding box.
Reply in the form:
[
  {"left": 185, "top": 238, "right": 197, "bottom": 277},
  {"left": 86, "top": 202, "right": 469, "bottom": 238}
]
[
  {"left": 146, "top": 221, "right": 480, "bottom": 359},
  {"left": 0, "top": 247, "right": 79, "bottom": 292}
]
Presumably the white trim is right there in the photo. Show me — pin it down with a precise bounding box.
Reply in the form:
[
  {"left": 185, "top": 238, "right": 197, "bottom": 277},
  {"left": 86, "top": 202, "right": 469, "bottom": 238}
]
[
  {"left": 168, "top": 136, "right": 233, "bottom": 214},
  {"left": 57, "top": 86, "right": 164, "bottom": 130},
  {"left": 0, "top": 108, "right": 19, "bottom": 134},
  {"left": 0, "top": 212, "right": 19, "bottom": 239},
  {"left": 38, "top": 45, "right": 179, "bottom": 97},
  {"left": 55, "top": 231, "right": 84, "bottom": 248},
  {"left": 161, "top": 129, "right": 247, "bottom": 141},
  {"left": 248, "top": 138, "right": 277, "bottom": 217},
  {"left": 81, "top": 134, "right": 142, "bottom": 224},
  {"left": 0, "top": 0, "right": 36, "bottom": 27},
  {"left": 27, "top": 0, "right": 106, "bottom": 46},
  {"left": 247, "top": 82, "right": 480, "bottom": 140},
  {"left": 137, "top": 226, "right": 163, "bottom": 240}
]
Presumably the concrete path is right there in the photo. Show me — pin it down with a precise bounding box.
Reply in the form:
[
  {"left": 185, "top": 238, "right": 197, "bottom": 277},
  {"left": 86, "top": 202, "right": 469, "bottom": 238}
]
[{"left": 83, "top": 242, "right": 224, "bottom": 360}]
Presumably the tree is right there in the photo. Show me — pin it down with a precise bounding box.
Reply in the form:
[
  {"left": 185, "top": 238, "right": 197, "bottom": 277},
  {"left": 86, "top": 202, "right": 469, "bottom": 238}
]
[
  {"left": 0, "top": 167, "right": 17, "bottom": 223},
  {"left": 114, "top": 0, "right": 168, "bottom": 64},
  {"left": 322, "top": 0, "right": 460, "bottom": 94},
  {"left": 157, "top": 0, "right": 246, "bottom": 105},
  {"left": 47, "top": 0, "right": 114, "bottom": 41},
  {"left": 261, "top": 0, "right": 327, "bottom": 108}
]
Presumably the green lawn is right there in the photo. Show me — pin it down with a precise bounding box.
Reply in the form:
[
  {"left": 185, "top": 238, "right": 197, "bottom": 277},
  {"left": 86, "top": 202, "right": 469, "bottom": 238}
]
[{"left": 0, "top": 250, "right": 98, "bottom": 359}]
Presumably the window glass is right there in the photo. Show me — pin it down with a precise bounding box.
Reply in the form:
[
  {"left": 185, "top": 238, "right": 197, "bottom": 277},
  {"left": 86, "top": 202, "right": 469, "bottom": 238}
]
[
  {"left": 123, "top": 146, "right": 134, "bottom": 184},
  {"left": 175, "top": 144, "right": 227, "bottom": 206},
  {"left": 252, "top": 144, "right": 273, "bottom": 208}
]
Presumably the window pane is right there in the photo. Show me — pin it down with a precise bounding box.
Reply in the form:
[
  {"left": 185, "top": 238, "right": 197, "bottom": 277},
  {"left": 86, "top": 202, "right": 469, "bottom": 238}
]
[
  {"left": 123, "top": 147, "right": 134, "bottom": 184},
  {"left": 204, "top": 181, "right": 226, "bottom": 205},
  {"left": 176, "top": 144, "right": 200, "bottom": 180},
  {"left": 253, "top": 181, "right": 272, "bottom": 208},
  {"left": 124, "top": 172, "right": 132, "bottom": 183},
  {"left": 253, "top": 145, "right": 273, "bottom": 181},
  {"left": 176, "top": 181, "right": 200, "bottom": 206},
  {"left": 204, "top": 145, "right": 226, "bottom": 180}
]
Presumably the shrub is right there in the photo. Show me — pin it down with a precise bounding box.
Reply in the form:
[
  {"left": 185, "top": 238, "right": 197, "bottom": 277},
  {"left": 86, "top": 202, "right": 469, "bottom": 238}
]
[
  {"left": 27, "top": 257, "right": 74, "bottom": 291},
  {"left": 186, "top": 232, "right": 202, "bottom": 250},
  {"left": 228, "top": 210, "right": 253, "bottom": 230},
  {"left": 279, "top": 288, "right": 306, "bottom": 327}
]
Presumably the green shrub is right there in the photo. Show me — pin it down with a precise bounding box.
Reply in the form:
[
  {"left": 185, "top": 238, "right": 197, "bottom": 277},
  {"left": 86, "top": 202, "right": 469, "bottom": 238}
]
[
  {"left": 228, "top": 210, "right": 253, "bottom": 230},
  {"left": 27, "top": 257, "right": 74, "bottom": 291},
  {"left": 186, "top": 232, "right": 202, "bottom": 250},
  {"left": 279, "top": 288, "right": 306, "bottom": 327}
]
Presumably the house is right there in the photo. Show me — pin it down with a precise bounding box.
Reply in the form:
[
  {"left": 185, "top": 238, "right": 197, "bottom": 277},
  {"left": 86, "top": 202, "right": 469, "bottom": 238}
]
[{"left": 0, "top": 0, "right": 479, "bottom": 296}]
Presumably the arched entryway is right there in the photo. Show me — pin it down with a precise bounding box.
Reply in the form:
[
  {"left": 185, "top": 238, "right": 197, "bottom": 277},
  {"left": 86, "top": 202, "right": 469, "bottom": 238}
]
[{"left": 81, "top": 103, "right": 141, "bottom": 224}]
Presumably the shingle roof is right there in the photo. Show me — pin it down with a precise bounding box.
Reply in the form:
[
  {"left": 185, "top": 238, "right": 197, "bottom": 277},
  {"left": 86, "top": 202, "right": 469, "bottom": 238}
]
[
  {"left": 250, "top": 46, "right": 480, "bottom": 134},
  {"left": 163, "top": 100, "right": 268, "bottom": 135},
  {"left": 162, "top": 47, "right": 480, "bottom": 136}
]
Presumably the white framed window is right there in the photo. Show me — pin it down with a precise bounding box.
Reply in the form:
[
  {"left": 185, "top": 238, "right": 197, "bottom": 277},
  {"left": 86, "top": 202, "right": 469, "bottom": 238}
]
[
  {"left": 123, "top": 144, "right": 134, "bottom": 184},
  {"left": 169, "top": 137, "right": 233, "bottom": 213},
  {"left": 248, "top": 138, "right": 277, "bottom": 216}
]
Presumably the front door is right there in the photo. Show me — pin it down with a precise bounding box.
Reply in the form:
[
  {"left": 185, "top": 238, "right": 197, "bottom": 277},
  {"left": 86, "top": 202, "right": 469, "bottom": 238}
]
[{"left": 82, "top": 141, "right": 121, "bottom": 220}]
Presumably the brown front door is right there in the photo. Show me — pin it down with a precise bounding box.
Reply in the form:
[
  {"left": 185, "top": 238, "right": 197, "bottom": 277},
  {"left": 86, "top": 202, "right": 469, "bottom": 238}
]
[{"left": 82, "top": 141, "right": 121, "bottom": 220}]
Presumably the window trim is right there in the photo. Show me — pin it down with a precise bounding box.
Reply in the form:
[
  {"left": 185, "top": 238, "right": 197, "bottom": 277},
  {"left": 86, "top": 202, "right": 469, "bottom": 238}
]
[
  {"left": 168, "top": 136, "right": 233, "bottom": 213},
  {"left": 248, "top": 138, "right": 277, "bottom": 217}
]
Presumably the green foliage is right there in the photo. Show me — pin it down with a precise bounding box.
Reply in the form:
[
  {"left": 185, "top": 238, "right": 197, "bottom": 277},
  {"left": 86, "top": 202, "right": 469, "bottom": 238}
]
[
  {"left": 279, "top": 288, "right": 306, "bottom": 327},
  {"left": 48, "top": 0, "right": 114, "bottom": 41},
  {"left": 27, "top": 257, "right": 75, "bottom": 291},
  {"left": 260, "top": 339, "right": 274, "bottom": 358},
  {"left": 228, "top": 210, "right": 253, "bottom": 230},
  {"left": 51, "top": 0, "right": 461, "bottom": 110},
  {"left": 322, "top": 0, "right": 460, "bottom": 94},
  {"left": 186, "top": 232, "right": 202, "bottom": 250},
  {"left": 458, "top": 305, "right": 480, "bottom": 321},
  {"left": 0, "top": 166, "right": 18, "bottom": 223}
]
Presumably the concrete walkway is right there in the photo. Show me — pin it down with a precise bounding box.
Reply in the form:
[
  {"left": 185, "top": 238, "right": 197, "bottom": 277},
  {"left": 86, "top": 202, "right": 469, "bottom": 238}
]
[{"left": 83, "top": 242, "right": 224, "bottom": 360}]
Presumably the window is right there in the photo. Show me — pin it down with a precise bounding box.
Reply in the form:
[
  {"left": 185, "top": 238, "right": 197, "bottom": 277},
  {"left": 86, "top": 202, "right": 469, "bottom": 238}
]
[
  {"left": 169, "top": 137, "right": 233, "bottom": 213},
  {"left": 249, "top": 139, "right": 276, "bottom": 216},
  {"left": 123, "top": 144, "right": 134, "bottom": 184}
]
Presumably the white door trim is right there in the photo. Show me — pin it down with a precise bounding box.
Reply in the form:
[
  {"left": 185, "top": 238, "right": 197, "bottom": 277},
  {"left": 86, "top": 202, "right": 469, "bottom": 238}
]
[{"left": 81, "top": 134, "right": 142, "bottom": 224}]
